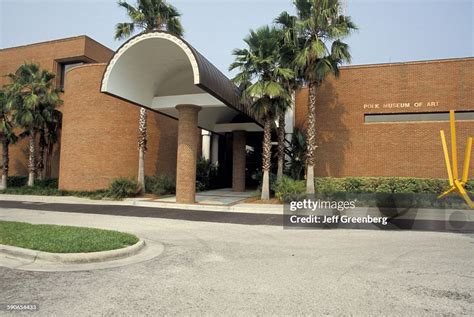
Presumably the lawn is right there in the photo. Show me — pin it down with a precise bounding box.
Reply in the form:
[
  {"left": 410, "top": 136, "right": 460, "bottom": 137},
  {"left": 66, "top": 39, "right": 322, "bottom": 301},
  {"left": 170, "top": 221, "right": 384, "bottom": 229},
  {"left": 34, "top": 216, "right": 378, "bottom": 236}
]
[{"left": 0, "top": 221, "right": 139, "bottom": 253}]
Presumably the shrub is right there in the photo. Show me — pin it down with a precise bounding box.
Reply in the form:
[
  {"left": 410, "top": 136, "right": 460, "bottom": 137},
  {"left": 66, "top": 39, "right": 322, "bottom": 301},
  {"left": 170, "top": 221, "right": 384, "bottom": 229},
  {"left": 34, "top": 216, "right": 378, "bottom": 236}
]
[
  {"left": 5, "top": 177, "right": 58, "bottom": 189},
  {"left": 0, "top": 186, "right": 65, "bottom": 196},
  {"left": 73, "top": 190, "right": 109, "bottom": 200},
  {"left": 34, "top": 178, "right": 59, "bottom": 188},
  {"left": 314, "top": 177, "right": 455, "bottom": 194},
  {"left": 274, "top": 177, "right": 306, "bottom": 202},
  {"left": 342, "top": 177, "right": 365, "bottom": 193},
  {"left": 7, "top": 176, "right": 28, "bottom": 187},
  {"left": 144, "top": 176, "right": 154, "bottom": 194},
  {"left": 107, "top": 178, "right": 138, "bottom": 199},
  {"left": 465, "top": 179, "right": 474, "bottom": 192},
  {"left": 148, "top": 174, "right": 176, "bottom": 196},
  {"left": 196, "top": 157, "right": 218, "bottom": 191},
  {"left": 314, "top": 177, "right": 344, "bottom": 193}
]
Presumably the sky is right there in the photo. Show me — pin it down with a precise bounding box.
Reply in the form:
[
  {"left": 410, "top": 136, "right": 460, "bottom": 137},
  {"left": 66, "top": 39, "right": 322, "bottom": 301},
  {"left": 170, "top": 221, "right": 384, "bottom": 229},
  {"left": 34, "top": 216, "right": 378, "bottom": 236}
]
[{"left": 0, "top": 0, "right": 473, "bottom": 77}]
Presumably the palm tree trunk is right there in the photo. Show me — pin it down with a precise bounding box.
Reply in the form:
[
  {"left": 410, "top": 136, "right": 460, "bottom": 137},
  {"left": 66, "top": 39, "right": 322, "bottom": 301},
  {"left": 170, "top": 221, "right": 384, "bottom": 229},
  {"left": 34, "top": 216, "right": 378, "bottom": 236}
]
[
  {"left": 261, "top": 118, "right": 272, "bottom": 200},
  {"left": 276, "top": 112, "right": 285, "bottom": 181},
  {"left": 1, "top": 139, "right": 9, "bottom": 190},
  {"left": 45, "top": 142, "right": 53, "bottom": 179},
  {"left": 306, "top": 84, "right": 317, "bottom": 195},
  {"left": 37, "top": 130, "right": 46, "bottom": 181},
  {"left": 137, "top": 107, "right": 147, "bottom": 194},
  {"left": 27, "top": 130, "right": 36, "bottom": 187}
]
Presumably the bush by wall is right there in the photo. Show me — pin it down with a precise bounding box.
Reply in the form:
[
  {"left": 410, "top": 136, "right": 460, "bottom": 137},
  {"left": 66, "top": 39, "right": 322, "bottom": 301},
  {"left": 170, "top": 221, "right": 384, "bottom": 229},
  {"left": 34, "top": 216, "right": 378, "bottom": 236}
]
[
  {"left": 465, "top": 179, "right": 474, "bottom": 191},
  {"left": 196, "top": 158, "right": 219, "bottom": 192},
  {"left": 274, "top": 177, "right": 306, "bottom": 202},
  {"left": 6, "top": 177, "right": 58, "bottom": 189},
  {"left": 272, "top": 176, "right": 472, "bottom": 209},
  {"left": 34, "top": 178, "right": 59, "bottom": 188},
  {"left": 1, "top": 177, "right": 109, "bottom": 199},
  {"left": 6, "top": 176, "right": 28, "bottom": 187},
  {"left": 314, "top": 177, "right": 454, "bottom": 194},
  {"left": 106, "top": 178, "right": 138, "bottom": 199},
  {"left": 145, "top": 174, "right": 176, "bottom": 196}
]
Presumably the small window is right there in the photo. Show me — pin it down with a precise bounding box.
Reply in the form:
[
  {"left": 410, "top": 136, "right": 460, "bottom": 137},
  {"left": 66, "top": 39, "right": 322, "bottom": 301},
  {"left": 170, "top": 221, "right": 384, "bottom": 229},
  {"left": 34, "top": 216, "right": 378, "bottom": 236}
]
[
  {"left": 59, "top": 62, "right": 84, "bottom": 89},
  {"left": 364, "top": 111, "right": 474, "bottom": 123}
]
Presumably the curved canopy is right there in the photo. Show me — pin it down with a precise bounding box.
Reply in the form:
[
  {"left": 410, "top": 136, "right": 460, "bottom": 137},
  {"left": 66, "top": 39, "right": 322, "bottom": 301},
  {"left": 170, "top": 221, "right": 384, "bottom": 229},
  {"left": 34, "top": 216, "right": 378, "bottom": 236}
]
[{"left": 101, "top": 31, "right": 261, "bottom": 132}]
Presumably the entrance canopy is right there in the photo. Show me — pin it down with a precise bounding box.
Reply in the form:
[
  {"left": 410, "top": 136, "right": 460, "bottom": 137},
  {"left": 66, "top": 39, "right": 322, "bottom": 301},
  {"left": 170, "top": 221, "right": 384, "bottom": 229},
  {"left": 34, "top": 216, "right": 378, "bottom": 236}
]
[{"left": 101, "top": 31, "right": 261, "bottom": 132}]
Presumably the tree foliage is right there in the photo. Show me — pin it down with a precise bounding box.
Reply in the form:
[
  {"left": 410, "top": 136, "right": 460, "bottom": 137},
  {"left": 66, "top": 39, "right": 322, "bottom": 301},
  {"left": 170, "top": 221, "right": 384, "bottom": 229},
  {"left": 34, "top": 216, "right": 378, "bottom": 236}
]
[{"left": 115, "top": 0, "right": 184, "bottom": 39}]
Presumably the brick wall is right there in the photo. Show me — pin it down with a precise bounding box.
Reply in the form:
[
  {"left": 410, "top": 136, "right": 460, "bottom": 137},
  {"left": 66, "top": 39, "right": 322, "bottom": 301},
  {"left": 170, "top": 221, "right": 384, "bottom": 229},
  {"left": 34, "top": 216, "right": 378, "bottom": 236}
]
[
  {"left": 59, "top": 64, "right": 178, "bottom": 191},
  {"left": 0, "top": 36, "right": 114, "bottom": 178},
  {"left": 295, "top": 58, "right": 474, "bottom": 178}
]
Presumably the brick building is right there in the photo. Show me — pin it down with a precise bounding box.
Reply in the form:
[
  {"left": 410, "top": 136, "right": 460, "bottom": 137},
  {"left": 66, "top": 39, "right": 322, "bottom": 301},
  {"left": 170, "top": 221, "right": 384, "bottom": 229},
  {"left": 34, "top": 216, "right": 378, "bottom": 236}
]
[
  {"left": 294, "top": 57, "right": 473, "bottom": 179},
  {"left": 0, "top": 33, "right": 473, "bottom": 202}
]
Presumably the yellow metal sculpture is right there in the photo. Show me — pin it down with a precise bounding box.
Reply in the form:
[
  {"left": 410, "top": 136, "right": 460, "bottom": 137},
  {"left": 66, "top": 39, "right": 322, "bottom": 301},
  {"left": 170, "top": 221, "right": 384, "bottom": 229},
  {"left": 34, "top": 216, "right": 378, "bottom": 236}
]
[{"left": 438, "top": 110, "right": 473, "bottom": 208}]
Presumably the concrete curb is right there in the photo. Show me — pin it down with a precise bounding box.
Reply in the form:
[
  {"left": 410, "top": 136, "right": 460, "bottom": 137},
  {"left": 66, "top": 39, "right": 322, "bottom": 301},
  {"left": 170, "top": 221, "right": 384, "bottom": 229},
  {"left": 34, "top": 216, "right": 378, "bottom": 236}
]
[{"left": 0, "top": 239, "right": 145, "bottom": 264}]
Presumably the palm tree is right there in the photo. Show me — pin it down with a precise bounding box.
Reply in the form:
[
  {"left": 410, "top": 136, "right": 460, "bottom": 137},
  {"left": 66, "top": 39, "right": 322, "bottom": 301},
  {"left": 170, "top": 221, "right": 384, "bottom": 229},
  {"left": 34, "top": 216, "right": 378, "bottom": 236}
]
[
  {"left": 279, "top": 0, "right": 356, "bottom": 195},
  {"left": 275, "top": 98, "right": 292, "bottom": 182},
  {"left": 284, "top": 127, "right": 307, "bottom": 180},
  {"left": 275, "top": 11, "right": 302, "bottom": 182},
  {"left": 0, "top": 89, "right": 18, "bottom": 190},
  {"left": 115, "top": 0, "right": 184, "bottom": 194},
  {"left": 6, "top": 63, "right": 62, "bottom": 187},
  {"left": 230, "top": 26, "right": 294, "bottom": 200},
  {"left": 37, "top": 108, "right": 62, "bottom": 180}
]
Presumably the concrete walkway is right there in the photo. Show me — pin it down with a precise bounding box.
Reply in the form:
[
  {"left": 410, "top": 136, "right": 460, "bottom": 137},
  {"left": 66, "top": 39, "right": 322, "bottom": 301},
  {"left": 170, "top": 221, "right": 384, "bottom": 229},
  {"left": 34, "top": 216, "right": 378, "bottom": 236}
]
[
  {"left": 0, "top": 193, "right": 283, "bottom": 214},
  {"left": 155, "top": 188, "right": 255, "bottom": 205}
]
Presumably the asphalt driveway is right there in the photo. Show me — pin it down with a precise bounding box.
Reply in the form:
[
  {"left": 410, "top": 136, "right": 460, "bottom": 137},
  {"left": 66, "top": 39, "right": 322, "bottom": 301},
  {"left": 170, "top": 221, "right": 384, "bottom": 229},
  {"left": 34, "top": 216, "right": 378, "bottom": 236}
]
[{"left": 0, "top": 207, "right": 473, "bottom": 315}]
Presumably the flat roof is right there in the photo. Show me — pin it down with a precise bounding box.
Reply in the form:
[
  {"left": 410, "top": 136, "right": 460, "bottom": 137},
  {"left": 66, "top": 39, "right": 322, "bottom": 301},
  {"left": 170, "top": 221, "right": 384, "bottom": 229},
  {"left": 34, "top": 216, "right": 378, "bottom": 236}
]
[
  {"left": 340, "top": 56, "right": 474, "bottom": 70},
  {"left": 0, "top": 35, "right": 114, "bottom": 54}
]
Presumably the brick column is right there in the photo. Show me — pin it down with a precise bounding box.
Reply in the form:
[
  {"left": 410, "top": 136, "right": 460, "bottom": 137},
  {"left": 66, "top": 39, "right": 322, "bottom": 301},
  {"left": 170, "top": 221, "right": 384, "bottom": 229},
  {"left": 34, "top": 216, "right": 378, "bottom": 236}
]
[
  {"left": 176, "top": 104, "right": 201, "bottom": 204},
  {"left": 232, "top": 130, "right": 246, "bottom": 192}
]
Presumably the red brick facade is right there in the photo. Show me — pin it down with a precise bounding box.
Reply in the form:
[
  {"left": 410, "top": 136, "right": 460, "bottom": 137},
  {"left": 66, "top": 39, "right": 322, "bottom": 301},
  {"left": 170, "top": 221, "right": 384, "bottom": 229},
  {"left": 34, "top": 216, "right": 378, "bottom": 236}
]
[
  {"left": 59, "top": 64, "right": 178, "bottom": 191},
  {"left": 0, "top": 36, "right": 113, "bottom": 178},
  {"left": 295, "top": 58, "right": 474, "bottom": 178},
  {"left": 2, "top": 36, "right": 473, "bottom": 190}
]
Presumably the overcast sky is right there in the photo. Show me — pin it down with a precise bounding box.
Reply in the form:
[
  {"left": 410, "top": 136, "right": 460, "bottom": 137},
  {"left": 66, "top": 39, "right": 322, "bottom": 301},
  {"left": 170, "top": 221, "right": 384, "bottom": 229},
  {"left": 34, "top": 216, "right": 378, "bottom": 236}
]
[{"left": 0, "top": 0, "right": 473, "bottom": 76}]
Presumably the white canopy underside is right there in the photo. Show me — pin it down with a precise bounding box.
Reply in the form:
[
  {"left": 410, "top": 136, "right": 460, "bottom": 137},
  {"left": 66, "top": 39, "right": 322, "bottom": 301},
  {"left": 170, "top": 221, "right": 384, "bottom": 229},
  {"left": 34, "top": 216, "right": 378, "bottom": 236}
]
[{"left": 101, "top": 32, "right": 261, "bottom": 133}]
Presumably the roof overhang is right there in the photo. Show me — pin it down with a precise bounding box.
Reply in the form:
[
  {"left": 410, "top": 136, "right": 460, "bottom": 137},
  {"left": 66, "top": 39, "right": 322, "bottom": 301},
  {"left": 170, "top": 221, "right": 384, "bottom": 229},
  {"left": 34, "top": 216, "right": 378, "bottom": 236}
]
[{"left": 101, "top": 31, "right": 261, "bottom": 132}]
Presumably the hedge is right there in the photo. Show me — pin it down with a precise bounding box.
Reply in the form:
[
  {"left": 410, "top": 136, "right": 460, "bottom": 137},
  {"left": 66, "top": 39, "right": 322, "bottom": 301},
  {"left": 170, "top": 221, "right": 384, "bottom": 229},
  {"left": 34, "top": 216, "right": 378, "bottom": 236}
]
[
  {"left": 145, "top": 174, "right": 176, "bottom": 196},
  {"left": 0, "top": 177, "right": 135, "bottom": 200},
  {"left": 314, "top": 177, "right": 461, "bottom": 194},
  {"left": 274, "top": 177, "right": 473, "bottom": 208},
  {"left": 273, "top": 177, "right": 306, "bottom": 202},
  {"left": 107, "top": 178, "right": 138, "bottom": 199}
]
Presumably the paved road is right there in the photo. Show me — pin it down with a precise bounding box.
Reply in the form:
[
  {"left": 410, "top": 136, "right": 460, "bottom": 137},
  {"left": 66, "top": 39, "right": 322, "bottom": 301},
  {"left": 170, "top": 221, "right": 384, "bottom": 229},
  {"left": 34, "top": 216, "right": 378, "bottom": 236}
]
[
  {"left": 0, "top": 200, "right": 472, "bottom": 232},
  {"left": 0, "top": 207, "right": 473, "bottom": 315}
]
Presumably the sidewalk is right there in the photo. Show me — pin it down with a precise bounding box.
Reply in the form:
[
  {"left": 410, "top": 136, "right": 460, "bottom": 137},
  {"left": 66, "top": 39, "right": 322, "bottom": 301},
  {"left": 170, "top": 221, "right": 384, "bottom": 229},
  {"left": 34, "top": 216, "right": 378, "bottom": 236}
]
[{"left": 0, "top": 194, "right": 284, "bottom": 215}]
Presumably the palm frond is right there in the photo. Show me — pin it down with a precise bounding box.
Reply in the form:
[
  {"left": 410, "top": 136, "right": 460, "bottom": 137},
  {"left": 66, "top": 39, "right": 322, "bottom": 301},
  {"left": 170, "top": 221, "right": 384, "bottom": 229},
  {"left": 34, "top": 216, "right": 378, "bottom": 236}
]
[
  {"left": 166, "top": 17, "right": 184, "bottom": 36},
  {"left": 115, "top": 22, "right": 135, "bottom": 40},
  {"left": 115, "top": 0, "right": 184, "bottom": 39},
  {"left": 331, "top": 39, "right": 351, "bottom": 63}
]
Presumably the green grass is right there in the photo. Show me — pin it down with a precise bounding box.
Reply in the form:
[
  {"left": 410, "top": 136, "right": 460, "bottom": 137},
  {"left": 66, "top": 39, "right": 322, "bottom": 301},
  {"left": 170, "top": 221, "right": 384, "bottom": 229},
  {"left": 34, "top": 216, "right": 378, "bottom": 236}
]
[{"left": 0, "top": 221, "right": 139, "bottom": 253}]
